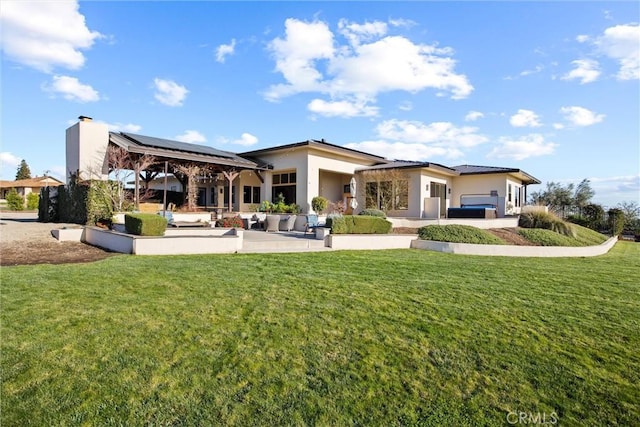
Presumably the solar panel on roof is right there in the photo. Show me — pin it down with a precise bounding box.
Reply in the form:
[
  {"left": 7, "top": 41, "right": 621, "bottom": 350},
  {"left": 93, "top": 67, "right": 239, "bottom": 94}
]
[{"left": 122, "top": 132, "right": 238, "bottom": 160}]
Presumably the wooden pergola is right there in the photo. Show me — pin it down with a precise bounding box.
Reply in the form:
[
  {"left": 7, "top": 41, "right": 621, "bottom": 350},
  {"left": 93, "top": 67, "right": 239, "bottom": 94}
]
[{"left": 109, "top": 132, "right": 267, "bottom": 212}]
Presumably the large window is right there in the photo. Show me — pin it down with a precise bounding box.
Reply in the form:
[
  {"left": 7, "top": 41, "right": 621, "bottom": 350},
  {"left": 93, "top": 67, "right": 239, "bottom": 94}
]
[
  {"left": 365, "top": 180, "right": 408, "bottom": 211},
  {"left": 272, "top": 171, "right": 296, "bottom": 204},
  {"left": 243, "top": 186, "right": 261, "bottom": 204}
]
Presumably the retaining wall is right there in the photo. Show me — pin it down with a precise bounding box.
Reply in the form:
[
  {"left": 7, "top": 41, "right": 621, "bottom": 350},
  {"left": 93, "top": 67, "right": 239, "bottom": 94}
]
[
  {"left": 84, "top": 227, "right": 242, "bottom": 255},
  {"left": 328, "top": 234, "right": 417, "bottom": 250},
  {"left": 411, "top": 236, "right": 618, "bottom": 257}
]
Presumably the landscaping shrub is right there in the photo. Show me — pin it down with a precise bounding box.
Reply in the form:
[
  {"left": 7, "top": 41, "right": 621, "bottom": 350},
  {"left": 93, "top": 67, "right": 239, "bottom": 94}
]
[
  {"left": 358, "top": 208, "right": 386, "bottom": 218},
  {"left": 125, "top": 213, "right": 167, "bottom": 236},
  {"left": 26, "top": 193, "right": 39, "bottom": 210},
  {"left": 518, "top": 211, "right": 576, "bottom": 238},
  {"left": 567, "top": 214, "right": 590, "bottom": 228},
  {"left": 572, "top": 223, "right": 608, "bottom": 246},
  {"left": 311, "top": 196, "right": 328, "bottom": 213},
  {"left": 418, "top": 225, "right": 506, "bottom": 245},
  {"left": 5, "top": 188, "right": 24, "bottom": 211},
  {"left": 328, "top": 215, "right": 391, "bottom": 234},
  {"left": 216, "top": 216, "right": 244, "bottom": 228},
  {"left": 518, "top": 228, "right": 583, "bottom": 247}
]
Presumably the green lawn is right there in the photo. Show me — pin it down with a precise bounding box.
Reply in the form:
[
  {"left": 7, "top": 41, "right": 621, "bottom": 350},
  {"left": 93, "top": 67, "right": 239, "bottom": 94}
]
[{"left": 2, "top": 243, "right": 639, "bottom": 426}]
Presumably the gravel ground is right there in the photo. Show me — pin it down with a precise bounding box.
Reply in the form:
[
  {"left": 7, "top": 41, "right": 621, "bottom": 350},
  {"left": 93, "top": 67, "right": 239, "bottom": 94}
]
[{"left": 0, "top": 212, "right": 116, "bottom": 266}]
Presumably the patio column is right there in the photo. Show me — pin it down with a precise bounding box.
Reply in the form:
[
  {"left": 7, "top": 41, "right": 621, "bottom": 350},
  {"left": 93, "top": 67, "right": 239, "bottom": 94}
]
[{"left": 222, "top": 170, "right": 239, "bottom": 212}]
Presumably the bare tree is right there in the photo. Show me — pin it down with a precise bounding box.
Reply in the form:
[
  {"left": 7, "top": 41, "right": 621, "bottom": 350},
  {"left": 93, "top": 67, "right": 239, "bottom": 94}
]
[
  {"left": 173, "top": 163, "right": 207, "bottom": 211},
  {"left": 130, "top": 153, "right": 157, "bottom": 210},
  {"left": 106, "top": 146, "right": 134, "bottom": 211},
  {"left": 358, "top": 169, "right": 408, "bottom": 212}
]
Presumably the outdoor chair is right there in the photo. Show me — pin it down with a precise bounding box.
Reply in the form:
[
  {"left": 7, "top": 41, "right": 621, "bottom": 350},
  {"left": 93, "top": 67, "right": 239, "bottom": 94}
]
[
  {"left": 265, "top": 214, "right": 281, "bottom": 232},
  {"left": 279, "top": 214, "right": 297, "bottom": 232},
  {"left": 304, "top": 214, "right": 319, "bottom": 235}
]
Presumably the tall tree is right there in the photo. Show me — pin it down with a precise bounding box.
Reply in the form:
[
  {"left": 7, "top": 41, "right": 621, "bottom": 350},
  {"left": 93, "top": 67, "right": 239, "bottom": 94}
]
[
  {"left": 15, "top": 159, "right": 32, "bottom": 180},
  {"left": 573, "top": 179, "right": 595, "bottom": 213}
]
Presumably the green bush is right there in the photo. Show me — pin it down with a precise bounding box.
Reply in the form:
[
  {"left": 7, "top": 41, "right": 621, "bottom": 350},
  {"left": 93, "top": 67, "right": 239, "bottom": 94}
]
[
  {"left": 418, "top": 225, "right": 506, "bottom": 245},
  {"left": 125, "top": 213, "right": 167, "bottom": 236},
  {"left": 26, "top": 192, "right": 39, "bottom": 210},
  {"left": 311, "top": 196, "right": 328, "bottom": 213},
  {"left": 567, "top": 214, "right": 590, "bottom": 228},
  {"left": 607, "top": 208, "right": 625, "bottom": 236},
  {"left": 518, "top": 229, "right": 583, "bottom": 247},
  {"left": 358, "top": 208, "right": 386, "bottom": 218},
  {"left": 518, "top": 211, "right": 576, "bottom": 238},
  {"left": 328, "top": 215, "right": 391, "bottom": 234},
  {"left": 5, "top": 188, "right": 24, "bottom": 211}
]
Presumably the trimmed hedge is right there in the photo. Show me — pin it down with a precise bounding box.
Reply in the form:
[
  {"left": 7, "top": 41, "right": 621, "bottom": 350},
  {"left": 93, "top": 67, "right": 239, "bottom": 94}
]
[
  {"left": 125, "top": 213, "right": 168, "bottom": 236},
  {"left": 418, "top": 224, "right": 506, "bottom": 245},
  {"left": 327, "top": 215, "right": 392, "bottom": 234},
  {"left": 358, "top": 209, "right": 386, "bottom": 218}
]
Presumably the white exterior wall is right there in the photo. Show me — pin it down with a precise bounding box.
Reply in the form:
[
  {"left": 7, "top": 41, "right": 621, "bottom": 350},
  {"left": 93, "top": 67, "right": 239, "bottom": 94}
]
[
  {"left": 66, "top": 120, "right": 109, "bottom": 183},
  {"left": 319, "top": 170, "right": 349, "bottom": 203},
  {"left": 420, "top": 172, "right": 454, "bottom": 219},
  {"left": 255, "top": 147, "right": 378, "bottom": 213},
  {"left": 451, "top": 174, "right": 509, "bottom": 216},
  {"left": 237, "top": 170, "right": 263, "bottom": 212},
  {"left": 308, "top": 150, "right": 371, "bottom": 213}
]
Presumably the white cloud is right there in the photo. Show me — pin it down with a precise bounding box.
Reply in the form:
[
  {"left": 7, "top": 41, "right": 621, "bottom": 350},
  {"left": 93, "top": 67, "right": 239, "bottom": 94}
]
[
  {"left": 0, "top": 0, "right": 102, "bottom": 72},
  {"left": 343, "top": 118, "right": 486, "bottom": 161},
  {"left": 345, "top": 140, "right": 462, "bottom": 161},
  {"left": 520, "top": 65, "right": 543, "bottom": 76},
  {"left": 264, "top": 18, "right": 473, "bottom": 106},
  {"left": 265, "top": 18, "right": 335, "bottom": 100},
  {"left": 595, "top": 24, "right": 640, "bottom": 80},
  {"left": 553, "top": 123, "right": 565, "bottom": 130},
  {"left": 307, "top": 98, "right": 379, "bottom": 117},
  {"left": 576, "top": 35, "right": 590, "bottom": 43},
  {"left": 175, "top": 130, "right": 207, "bottom": 144},
  {"left": 559, "top": 106, "right": 605, "bottom": 126},
  {"left": 376, "top": 119, "right": 487, "bottom": 148},
  {"left": 488, "top": 134, "right": 557, "bottom": 161},
  {"left": 510, "top": 109, "right": 542, "bottom": 127},
  {"left": 465, "top": 111, "right": 484, "bottom": 122},
  {"left": 233, "top": 133, "right": 258, "bottom": 146},
  {"left": 216, "top": 39, "right": 236, "bottom": 63},
  {"left": 99, "top": 121, "right": 142, "bottom": 133},
  {"left": 153, "top": 78, "right": 188, "bottom": 107},
  {"left": 561, "top": 59, "right": 601, "bottom": 84},
  {"left": 338, "top": 19, "right": 388, "bottom": 46},
  {"left": 590, "top": 174, "right": 640, "bottom": 198},
  {"left": 0, "top": 152, "right": 21, "bottom": 173},
  {"left": 43, "top": 75, "right": 100, "bottom": 102}
]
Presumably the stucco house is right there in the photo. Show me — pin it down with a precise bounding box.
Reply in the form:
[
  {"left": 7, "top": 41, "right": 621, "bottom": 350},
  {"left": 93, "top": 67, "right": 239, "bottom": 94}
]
[
  {"left": 65, "top": 116, "right": 540, "bottom": 219},
  {"left": 0, "top": 176, "right": 64, "bottom": 201}
]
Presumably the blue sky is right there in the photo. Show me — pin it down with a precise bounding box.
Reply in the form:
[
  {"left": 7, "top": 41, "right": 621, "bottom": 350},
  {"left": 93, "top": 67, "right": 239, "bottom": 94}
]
[{"left": 1, "top": 1, "right": 638, "bottom": 207}]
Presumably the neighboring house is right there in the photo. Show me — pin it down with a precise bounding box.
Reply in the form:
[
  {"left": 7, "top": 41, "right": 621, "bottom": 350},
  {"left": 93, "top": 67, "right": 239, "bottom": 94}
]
[
  {"left": 0, "top": 176, "right": 64, "bottom": 201},
  {"left": 65, "top": 116, "right": 540, "bottom": 218}
]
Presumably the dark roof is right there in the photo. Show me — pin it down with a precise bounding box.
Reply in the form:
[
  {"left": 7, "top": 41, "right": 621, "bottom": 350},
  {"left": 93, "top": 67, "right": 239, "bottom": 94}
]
[
  {"left": 359, "top": 160, "right": 458, "bottom": 175},
  {"left": 109, "top": 132, "right": 259, "bottom": 169},
  {"left": 240, "top": 139, "right": 387, "bottom": 162},
  {"left": 453, "top": 164, "right": 541, "bottom": 184}
]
